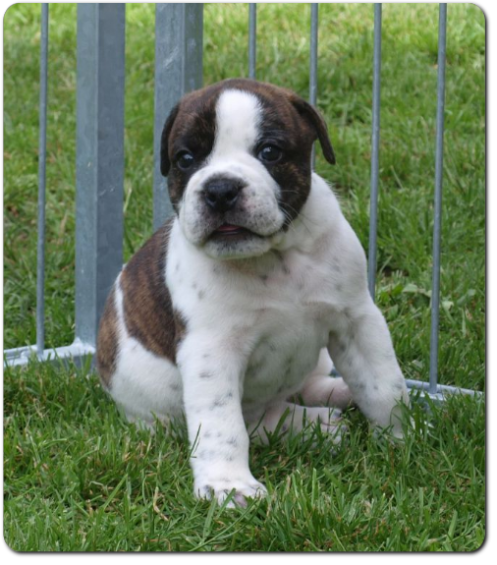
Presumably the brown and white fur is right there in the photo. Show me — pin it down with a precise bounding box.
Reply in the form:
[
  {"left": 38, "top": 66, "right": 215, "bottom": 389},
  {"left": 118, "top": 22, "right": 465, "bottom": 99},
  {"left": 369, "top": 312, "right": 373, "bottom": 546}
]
[{"left": 96, "top": 79, "right": 409, "bottom": 507}]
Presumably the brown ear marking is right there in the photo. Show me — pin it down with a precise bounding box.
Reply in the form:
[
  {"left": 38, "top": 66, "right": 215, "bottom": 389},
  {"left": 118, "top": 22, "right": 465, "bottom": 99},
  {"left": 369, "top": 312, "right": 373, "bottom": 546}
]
[
  {"left": 160, "top": 103, "right": 180, "bottom": 177},
  {"left": 290, "top": 96, "right": 336, "bottom": 166}
]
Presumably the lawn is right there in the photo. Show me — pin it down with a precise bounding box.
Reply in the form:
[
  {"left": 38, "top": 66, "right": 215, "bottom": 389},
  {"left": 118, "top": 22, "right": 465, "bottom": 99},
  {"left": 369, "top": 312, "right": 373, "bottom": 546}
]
[
  {"left": 3, "top": 361, "right": 485, "bottom": 551},
  {"left": 3, "top": 2, "right": 485, "bottom": 552}
]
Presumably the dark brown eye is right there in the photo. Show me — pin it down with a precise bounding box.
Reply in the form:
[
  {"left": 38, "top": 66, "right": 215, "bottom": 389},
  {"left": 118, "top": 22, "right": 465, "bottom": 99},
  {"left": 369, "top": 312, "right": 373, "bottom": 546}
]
[
  {"left": 258, "top": 144, "right": 282, "bottom": 163},
  {"left": 176, "top": 151, "right": 194, "bottom": 170}
]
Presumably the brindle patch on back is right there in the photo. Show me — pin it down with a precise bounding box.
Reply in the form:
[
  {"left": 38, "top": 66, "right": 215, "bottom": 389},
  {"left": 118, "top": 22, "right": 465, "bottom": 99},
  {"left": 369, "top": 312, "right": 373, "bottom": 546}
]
[
  {"left": 120, "top": 218, "right": 183, "bottom": 363},
  {"left": 96, "top": 285, "right": 119, "bottom": 389}
]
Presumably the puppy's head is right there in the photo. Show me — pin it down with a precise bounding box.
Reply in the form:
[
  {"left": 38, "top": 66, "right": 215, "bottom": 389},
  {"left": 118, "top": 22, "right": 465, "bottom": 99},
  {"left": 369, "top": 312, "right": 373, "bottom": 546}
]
[{"left": 161, "top": 79, "right": 335, "bottom": 259}]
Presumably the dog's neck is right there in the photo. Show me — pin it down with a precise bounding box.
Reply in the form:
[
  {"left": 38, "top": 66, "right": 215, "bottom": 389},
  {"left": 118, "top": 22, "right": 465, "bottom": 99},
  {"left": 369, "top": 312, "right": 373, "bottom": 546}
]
[{"left": 215, "top": 247, "right": 289, "bottom": 278}]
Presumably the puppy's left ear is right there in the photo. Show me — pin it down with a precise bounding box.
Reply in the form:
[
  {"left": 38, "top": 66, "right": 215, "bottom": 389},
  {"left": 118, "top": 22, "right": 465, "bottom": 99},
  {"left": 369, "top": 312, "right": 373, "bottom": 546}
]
[
  {"left": 160, "top": 103, "right": 180, "bottom": 176},
  {"left": 291, "top": 97, "right": 336, "bottom": 165}
]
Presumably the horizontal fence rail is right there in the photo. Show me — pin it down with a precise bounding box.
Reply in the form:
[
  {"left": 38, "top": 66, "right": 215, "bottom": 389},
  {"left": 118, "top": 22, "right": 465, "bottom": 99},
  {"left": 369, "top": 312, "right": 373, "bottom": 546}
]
[
  {"left": 5, "top": 340, "right": 95, "bottom": 368},
  {"left": 3, "top": 3, "right": 482, "bottom": 403}
]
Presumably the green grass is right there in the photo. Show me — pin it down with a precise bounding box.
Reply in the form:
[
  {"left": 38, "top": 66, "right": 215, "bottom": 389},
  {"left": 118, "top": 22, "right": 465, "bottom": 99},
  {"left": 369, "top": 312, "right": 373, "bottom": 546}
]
[
  {"left": 3, "top": 2, "right": 485, "bottom": 552},
  {"left": 4, "top": 362, "right": 485, "bottom": 552}
]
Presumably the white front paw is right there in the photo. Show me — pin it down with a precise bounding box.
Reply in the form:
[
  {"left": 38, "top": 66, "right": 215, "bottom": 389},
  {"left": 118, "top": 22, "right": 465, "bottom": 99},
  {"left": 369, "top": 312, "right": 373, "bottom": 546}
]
[{"left": 195, "top": 476, "right": 268, "bottom": 508}]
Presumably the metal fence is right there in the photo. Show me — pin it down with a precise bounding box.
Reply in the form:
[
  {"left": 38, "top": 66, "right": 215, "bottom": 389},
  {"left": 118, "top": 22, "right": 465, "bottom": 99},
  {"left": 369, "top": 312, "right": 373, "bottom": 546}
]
[{"left": 3, "top": 3, "right": 481, "bottom": 401}]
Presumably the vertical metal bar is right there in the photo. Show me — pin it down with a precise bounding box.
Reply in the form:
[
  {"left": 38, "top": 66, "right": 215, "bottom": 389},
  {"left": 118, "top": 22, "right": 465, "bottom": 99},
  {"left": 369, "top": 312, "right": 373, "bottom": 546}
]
[
  {"left": 75, "top": 3, "right": 126, "bottom": 347},
  {"left": 248, "top": 3, "right": 257, "bottom": 79},
  {"left": 183, "top": 3, "right": 204, "bottom": 93},
  {"left": 429, "top": 3, "right": 448, "bottom": 394},
  {"left": 153, "top": 3, "right": 204, "bottom": 230},
  {"left": 368, "top": 3, "right": 382, "bottom": 300},
  {"left": 36, "top": 4, "right": 49, "bottom": 354},
  {"left": 309, "top": 3, "right": 318, "bottom": 169}
]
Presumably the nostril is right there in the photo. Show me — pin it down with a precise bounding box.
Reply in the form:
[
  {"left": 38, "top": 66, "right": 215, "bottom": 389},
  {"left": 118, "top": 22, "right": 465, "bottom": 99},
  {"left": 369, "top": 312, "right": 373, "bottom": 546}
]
[
  {"left": 205, "top": 191, "right": 219, "bottom": 208},
  {"left": 225, "top": 188, "right": 238, "bottom": 205}
]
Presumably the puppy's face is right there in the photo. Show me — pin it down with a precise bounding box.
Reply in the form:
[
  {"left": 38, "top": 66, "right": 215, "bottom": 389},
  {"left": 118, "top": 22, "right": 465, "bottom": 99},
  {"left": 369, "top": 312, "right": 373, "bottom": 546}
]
[{"left": 161, "top": 79, "right": 335, "bottom": 259}]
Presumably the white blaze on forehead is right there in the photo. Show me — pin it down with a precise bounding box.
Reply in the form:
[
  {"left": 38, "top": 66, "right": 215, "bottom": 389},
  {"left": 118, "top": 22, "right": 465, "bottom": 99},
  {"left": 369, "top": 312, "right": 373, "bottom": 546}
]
[
  {"left": 180, "top": 87, "right": 285, "bottom": 257},
  {"left": 211, "top": 89, "right": 262, "bottom": 159}
]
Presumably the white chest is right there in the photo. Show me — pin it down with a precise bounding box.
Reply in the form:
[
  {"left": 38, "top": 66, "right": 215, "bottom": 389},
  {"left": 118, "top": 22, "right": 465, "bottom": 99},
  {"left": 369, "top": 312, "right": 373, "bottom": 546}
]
[
  {"left": 167, "top": 179, "right": 349, "bottom": 407},
  {"left": 240, "top": 262, "right": 335, "bottom": 405}
]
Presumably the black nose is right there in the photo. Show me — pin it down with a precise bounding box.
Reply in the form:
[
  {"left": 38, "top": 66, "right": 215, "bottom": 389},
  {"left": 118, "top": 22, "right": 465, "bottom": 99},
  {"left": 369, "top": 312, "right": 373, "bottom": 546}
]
[{"left": 203, "top": 178, "right": 244, "bottom": 213}]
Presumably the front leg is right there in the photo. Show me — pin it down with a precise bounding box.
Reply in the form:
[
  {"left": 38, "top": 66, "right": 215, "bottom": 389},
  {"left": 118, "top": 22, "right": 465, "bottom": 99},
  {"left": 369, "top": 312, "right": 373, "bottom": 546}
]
[
  {"left": 328, "top": 298, "right": 409, "bottom": 438},
  {"left": 177, "top": 333, "right": 266, "bottom": 507}
]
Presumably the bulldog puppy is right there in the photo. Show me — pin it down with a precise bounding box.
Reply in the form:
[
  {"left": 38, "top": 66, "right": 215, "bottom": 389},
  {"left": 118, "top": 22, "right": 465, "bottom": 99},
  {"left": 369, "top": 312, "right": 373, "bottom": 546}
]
[{"left": 97, "top": 79, "right": 409, "bottom": 507}]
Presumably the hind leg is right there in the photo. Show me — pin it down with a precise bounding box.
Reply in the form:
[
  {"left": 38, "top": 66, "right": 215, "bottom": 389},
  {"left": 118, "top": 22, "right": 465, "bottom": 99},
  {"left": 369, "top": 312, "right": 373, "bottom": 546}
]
[
  {"left": 108, "top": 336, "right": 184, "bottom": 430},
  {"left": 247, "top": 401, "right": 346, "bottom": 445},
  {"left": 296, "top": 348, "right": 353, "bottom": 410}
]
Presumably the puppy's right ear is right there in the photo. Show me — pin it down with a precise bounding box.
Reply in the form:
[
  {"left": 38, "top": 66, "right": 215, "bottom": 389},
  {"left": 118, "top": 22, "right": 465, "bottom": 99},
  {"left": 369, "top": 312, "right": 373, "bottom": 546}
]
[{"left": 160, "top": 103, "right": 180, "bottom": 177}]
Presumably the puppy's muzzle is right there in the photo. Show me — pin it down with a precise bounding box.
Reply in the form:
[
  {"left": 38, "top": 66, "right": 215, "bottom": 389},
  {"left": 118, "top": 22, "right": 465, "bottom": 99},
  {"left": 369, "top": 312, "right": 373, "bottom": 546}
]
[{"left": 203, "top": 177, "right": 246, "bottom": 214}]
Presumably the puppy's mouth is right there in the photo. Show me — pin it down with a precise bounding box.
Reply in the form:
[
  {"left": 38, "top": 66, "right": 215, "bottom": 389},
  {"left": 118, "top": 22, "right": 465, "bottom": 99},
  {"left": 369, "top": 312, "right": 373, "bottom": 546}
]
[{"left": 209, "top": 223, "right": 262, "bottom": 240}]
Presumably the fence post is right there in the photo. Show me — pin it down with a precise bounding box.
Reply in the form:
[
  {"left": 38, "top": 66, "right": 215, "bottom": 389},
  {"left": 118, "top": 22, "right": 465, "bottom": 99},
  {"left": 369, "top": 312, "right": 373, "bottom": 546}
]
[
  {"left": 248, "top": 4, "right": 257, "bottom": 79},
  {"left": 309, "top": 3, "right": 318, "bottom": 168},
  {"left": 36, "top": 4, "right": 49, "bottom": 354},
  {"left": 368, "top": 3, "right": 382, "bottom": 300},
  {"left": 75, "top": 3, "right": 126, "bottom": 348},
  {"left": 153, "top": 3, "right": 204, "bottom": 230},
  {"left": 429, "top": 3, "right": 448, "bottom": 395}
]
